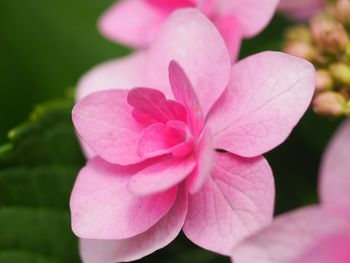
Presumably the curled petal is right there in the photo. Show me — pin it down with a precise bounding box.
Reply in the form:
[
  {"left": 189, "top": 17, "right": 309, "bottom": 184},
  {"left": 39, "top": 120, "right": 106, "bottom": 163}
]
[
  {"left": 168, "top": 61, "right": 204, "bottom": 136},
  {"left": 128, "top": 87, "right": 187, "bottom": 124},
  {"left": 70, "top": 157, "right": 178, "bottom": 239},
  {"left": 137, "top": 121, "right": 188, "bottom": 158},
  {"left": 183, "top": 152, "right": 274, "bottom": 255}
]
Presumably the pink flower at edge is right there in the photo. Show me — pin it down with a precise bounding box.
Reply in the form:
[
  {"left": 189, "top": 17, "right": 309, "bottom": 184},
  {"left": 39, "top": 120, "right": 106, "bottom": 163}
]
[
  {"left": 71, "top": 9, "right": 315, "bottom": 263},
  {"left": 278, "top": 0, "right": 325, "bottom": 21},
  {"left": 232, "top": 119, "right": 350, "bottom": 263},
  {"left": 98, "top": 0, "right": 279, "bottom": 61}
]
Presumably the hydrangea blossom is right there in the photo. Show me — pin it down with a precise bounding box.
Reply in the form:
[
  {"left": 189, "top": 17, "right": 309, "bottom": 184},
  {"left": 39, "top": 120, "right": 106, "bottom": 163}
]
[
  {"left": 99, "top": 0, "right": 279, "bottom": 60},
  {"left": 232, "top": 120, "right": 350, "bottom": 263},
  {"left": 71, "top": 9, "right": 315, "bottom": 263}
]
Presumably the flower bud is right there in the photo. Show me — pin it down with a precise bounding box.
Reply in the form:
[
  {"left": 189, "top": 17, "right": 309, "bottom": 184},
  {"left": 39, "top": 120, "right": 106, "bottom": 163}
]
[
  {"left": 339, "top": 86, "right": 350, "bottom": 97},
  {"left": 284, "top": 41, "right": 315, "bottom": 61},
  {"left": 335, "top": 0, "right": 350, "bottom": 25},
  {"left": 316, "top": 69, "right": 334, "bottom": 92},
  {"left": 346, "top": 45, "right": 350, "bottom": 62},
  {"left": 313, "top": 91, "right": 347, "bottom": 116},
  {"left": 310, "top": 17, "right": 349, "bottom": 53},
  {"left": 346, "top": 101, "right": 350, "bottom": 116},
  {"left": 329, "top": 63, "right": 350, "bottom": 85},
  {"left": 285, "top": 26, "right": 312, "bottom": 43}
]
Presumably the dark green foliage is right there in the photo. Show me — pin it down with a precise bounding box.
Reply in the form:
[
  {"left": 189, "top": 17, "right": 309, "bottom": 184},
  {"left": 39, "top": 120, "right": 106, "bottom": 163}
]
[{"left": 0, "top": 99, "right": 84, "bottom": 262}]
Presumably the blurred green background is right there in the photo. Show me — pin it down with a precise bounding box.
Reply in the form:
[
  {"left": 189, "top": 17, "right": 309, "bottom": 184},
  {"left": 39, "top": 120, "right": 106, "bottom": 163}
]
[
  {"left": 0, "top": 0, "right": 128, "bottom": 143},
  {"left": 0, "top": 0, "right": 341, "bottom": 262}
]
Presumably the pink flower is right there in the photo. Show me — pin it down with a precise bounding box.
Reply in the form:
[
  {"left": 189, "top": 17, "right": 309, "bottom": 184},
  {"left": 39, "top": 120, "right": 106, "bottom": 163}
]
[
  {"left": 71, "top": 9, "right": 315, "bottom": 263},
  {"left": 278, "top": 0, "right": 325, "bottom": 21},
  {"left": 232, "top": 119, "right": 350, "bottom": 263},
  {"left": 98, "top": 0, "right": 279, "bottom": 60}
]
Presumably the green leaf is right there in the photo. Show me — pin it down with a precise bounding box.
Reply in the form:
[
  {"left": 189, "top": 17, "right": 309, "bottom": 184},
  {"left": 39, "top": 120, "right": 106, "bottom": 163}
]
[
  {"left": 0, "top": 98, "right": 84, "bottom": 167},
  {"left": 0, "top": 251, "right": 59, "bottom": 263},
  {"left": 0, "top": 97, "right": 84, "bottom": 262},
  {"left": 0, "top": 166, "right": 78, "bottom": 209},
  {"left": 0, "top": 207, "right": 77, "bottom": 263}
]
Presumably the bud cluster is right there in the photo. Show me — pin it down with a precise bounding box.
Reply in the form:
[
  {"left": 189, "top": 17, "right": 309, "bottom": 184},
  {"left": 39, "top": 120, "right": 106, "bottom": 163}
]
[{"left": 283, "top": 0, "right": 350, "bottom": 117}]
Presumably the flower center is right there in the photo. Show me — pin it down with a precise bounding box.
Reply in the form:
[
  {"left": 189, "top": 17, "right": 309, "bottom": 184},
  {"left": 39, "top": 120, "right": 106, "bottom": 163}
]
[{"left": 127, "top": 87, "right": 196, "bottom": 159}]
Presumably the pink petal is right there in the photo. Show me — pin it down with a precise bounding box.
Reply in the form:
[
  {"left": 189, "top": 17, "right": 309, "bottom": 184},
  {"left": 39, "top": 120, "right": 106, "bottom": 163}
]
[
  {"left": 137, "top": 122, "right": 187, "bottom": 158},
  {"left": 147, "top": 8, "right": 231, "bottom": 116},
  {"left": 72, "top": 90, "right": 145, "bottom": 165},
  {"left": 213, "top": 14, "right": 243, "bottom": 62},
  {"left": 127, "top": 87, "right": 187, "bottom": 124},
  {"left": 183, "top": 152, "right": 274, "bottom": 255},
  {"left": 167, "top": 120, "right": 195, "bottom": 157},
  {"left": 232, "top": 206, "right": 350, "bottom": 263},
  {"left": 187, "top": 127, "right": 214, "bottom": 194},
  {"left": 278, "top": 0, "right": 325, "bottom": 21},
  {"left": 70, "top": 157, "right": 178, "bottom": 239},
  {"left": 79, "top": 188, "right": 188, "bottom": 263},
  {"left": 129, "top": 155, "right": 196, "bottom": 196},
  {"left": 78, "top": 142, "right": 97, "bottom": 161},
  {"left": 211, "top": 0, "right": 279, "bottom": 37},
  {"left": 77, "top": 51, "right": 149, "bottom": 101},
  {"left": 207, "top": 52, "right": 315, "bottom": 158},
  {"left": 320, "top": 120, "right": 350, "bottom": 211},
  {"left": 168, "top": 61, "right": 204, "bottom": 136},
  {"left": 196, "top": 0, "right": 216, "bottom": 16},
  {"left": 147, "top": 0, "right": 194, "bottom": 11},
  {"left": 98, "top": 0, "right": 167, "bottom": 47},
  {"left": 76, "top": 52, "right": 149, "bottom": 160},
  {"left": 293, "top": 233, "right": 350, "bottom": 263}
]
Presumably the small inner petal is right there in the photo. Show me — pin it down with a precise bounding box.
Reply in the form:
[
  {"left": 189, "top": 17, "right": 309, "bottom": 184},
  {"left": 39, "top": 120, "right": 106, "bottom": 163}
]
[
  {"left": 127, "top": 87, "right": 187, "bottom": 125},
  {"left": 137, "top": 121, "right": 194, "bottom": 159},
  {"left": 168, "top": 121, "right": 195, "bottom": 158},
  {"left": 168, "top": 61, "right": 204, "bottom": 137}
]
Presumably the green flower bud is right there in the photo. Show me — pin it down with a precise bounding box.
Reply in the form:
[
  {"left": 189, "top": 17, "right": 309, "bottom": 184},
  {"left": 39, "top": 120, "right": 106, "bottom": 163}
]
[
  {"left": 329, "top": 63, "right": 350, "bottom": 85},
  {"left": 285, "top": 26, "right": 312, "bottom": 43}
]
